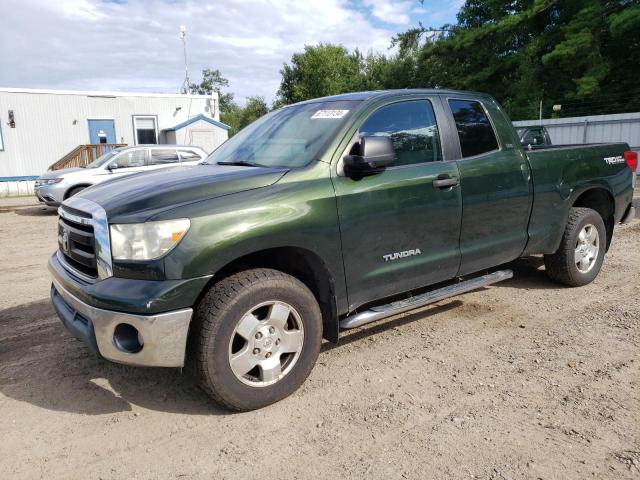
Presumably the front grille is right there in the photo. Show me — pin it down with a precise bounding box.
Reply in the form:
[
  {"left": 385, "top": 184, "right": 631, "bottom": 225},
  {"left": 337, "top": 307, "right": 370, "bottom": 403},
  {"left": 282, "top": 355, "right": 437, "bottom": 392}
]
[
  {"left": 61, "top": 204, "right": 92, "bottom": 219},
  {"left": 58, "top": 208, "right": 98, "bottom": 278}
]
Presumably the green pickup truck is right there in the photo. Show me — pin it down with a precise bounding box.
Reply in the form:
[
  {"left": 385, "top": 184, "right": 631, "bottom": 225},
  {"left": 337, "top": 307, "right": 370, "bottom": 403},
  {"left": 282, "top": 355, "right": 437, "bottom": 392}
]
[{"left": 49, "top": 90, "right": 637, "bottom": 410}]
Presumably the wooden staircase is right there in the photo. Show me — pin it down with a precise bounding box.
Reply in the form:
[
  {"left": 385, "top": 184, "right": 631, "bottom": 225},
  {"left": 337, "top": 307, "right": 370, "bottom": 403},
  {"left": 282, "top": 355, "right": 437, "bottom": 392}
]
[{"left": 49, "top": 144, "right": 126, "bottom": 171}]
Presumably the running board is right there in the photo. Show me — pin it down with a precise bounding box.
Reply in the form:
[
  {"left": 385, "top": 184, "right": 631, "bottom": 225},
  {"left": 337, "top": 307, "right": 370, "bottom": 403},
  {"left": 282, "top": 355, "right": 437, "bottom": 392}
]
[{"left": 339, "top": 269, "right": 513, "bottom": 330}]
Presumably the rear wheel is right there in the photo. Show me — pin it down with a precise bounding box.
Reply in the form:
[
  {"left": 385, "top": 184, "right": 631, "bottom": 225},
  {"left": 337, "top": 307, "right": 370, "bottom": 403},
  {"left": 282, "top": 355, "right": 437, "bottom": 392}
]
[
  {"left": 189, "top": 268, "right": 322, "bottom": 411},
  {"left": 544, "top": 207, "right": 606, "bottom": 287}
]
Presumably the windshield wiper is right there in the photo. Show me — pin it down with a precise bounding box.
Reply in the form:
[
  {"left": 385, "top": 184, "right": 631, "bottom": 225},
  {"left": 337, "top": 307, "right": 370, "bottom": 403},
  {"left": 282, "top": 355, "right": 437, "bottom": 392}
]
[{"left": 217, "top": 160, "right": 266, "bottom": 168}]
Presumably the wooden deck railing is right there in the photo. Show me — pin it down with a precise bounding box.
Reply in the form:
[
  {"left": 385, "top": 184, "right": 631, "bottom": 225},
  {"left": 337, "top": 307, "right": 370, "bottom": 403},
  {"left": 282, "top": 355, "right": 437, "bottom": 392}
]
[{"left": 49, "top": 144, "right": 127, "bottom": 171}]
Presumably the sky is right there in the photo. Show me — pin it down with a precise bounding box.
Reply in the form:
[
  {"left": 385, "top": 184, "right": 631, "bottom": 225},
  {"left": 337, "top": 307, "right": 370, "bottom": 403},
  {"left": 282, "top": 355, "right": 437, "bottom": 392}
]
[{"left": 0, "top": 0, "right": 463, "bottom": 104}]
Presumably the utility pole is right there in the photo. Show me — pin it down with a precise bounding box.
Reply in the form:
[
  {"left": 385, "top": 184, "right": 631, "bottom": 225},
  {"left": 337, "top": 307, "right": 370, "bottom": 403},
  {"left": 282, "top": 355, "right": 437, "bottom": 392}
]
[{"left": 180, "top": 25, "right": 191, "bottom": 94}]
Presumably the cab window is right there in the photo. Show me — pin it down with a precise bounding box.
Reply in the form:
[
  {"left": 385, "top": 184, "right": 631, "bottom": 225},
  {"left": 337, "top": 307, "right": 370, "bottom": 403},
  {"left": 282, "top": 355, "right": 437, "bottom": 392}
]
[
  {"left": 359, "top": 100, "right": 442, "bottom": 166},
  {"left": 448, "top": 99, "right": 499, "bottom": 158}
]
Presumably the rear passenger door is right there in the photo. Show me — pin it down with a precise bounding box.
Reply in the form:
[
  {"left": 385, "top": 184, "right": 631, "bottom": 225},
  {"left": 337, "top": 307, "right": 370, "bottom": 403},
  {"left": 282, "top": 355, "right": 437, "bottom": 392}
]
[{"left": 447, "top": 97, "right": 532, "bottom": 276}]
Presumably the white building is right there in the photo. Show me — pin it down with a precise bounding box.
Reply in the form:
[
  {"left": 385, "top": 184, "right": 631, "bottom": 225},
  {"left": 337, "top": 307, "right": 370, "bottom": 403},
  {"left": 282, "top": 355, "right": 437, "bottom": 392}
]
[{"left": 0, "top": 88, "right": 230, "bottom": 196}]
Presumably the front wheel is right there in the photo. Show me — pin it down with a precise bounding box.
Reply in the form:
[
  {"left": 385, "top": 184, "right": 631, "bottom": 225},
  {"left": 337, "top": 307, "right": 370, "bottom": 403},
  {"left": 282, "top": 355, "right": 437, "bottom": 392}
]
[
  {"left": 544, "top": 207, "right": 606, "bottom": 287},
  {"left": 188, "top": 268, "right": 322, "bottom": 411}
]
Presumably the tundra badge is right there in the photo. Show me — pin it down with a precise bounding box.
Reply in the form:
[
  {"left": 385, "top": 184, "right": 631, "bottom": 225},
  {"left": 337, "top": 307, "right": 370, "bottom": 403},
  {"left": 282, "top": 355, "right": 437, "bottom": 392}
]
[{"left": 383, "top": 249, "right": 422, "bottom": 262}]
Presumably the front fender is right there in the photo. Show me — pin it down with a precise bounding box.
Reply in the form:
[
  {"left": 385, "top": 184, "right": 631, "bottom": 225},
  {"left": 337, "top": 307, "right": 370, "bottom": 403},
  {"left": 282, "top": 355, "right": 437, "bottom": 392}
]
[{"left": 159, "top": 165, "right": 349, "bottom": 313}]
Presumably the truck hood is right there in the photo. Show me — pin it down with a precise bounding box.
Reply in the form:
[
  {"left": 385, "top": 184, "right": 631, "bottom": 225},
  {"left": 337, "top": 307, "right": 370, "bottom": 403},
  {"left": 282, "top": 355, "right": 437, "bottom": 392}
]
[{"left": 75, "top": 163, "right": 288, "bottom": 222}]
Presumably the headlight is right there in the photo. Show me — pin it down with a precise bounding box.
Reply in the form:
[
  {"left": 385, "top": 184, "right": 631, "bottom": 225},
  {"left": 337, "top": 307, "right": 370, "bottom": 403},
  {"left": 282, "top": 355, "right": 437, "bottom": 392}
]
[
  {"left": 35, "top": 178, "right": 63, "bottom": 186},
  {"left": 110, "top": 219, "right": 190, "bottom": 261}
]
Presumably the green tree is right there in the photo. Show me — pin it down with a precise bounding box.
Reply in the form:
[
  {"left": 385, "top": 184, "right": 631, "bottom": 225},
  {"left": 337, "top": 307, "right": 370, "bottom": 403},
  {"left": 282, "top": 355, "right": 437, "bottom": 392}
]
[
  {"left": 276, "top": 2, "right": 640, "bottom": 119},
  {"left": 187, "top": 69, "right": 270, "bottom": 137},
  {"left": 277, "top": 44, "right": 367, "bottom": 104},
  {"left": 221, "top": 96, "right": 269, "bottom": 136},
  {"left": 188, "top": 68, "right": 235, "bottom": 112},
  {"left": 392, "top": 0, "right": 640, "bottom": 119}
]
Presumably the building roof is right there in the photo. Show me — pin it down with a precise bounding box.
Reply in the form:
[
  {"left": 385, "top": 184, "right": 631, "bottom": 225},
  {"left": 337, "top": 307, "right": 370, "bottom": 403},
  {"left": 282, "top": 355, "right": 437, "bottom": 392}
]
[{"left": 164, "top": 113, "right": 230, "bottom": 132}]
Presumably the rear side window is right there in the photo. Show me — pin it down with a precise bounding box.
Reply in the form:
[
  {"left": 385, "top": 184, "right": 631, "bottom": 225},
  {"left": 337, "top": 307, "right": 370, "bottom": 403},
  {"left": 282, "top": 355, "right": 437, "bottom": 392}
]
[
  {"left": 178, "top": 149, "right": 202, "bottom": 161},
  {"left": 448, "top": 99, "right": 499, "bottom": 158},
  {"left": 359, "top": 100, "right": 442, "bottom": 166},
  {"left": 149, "top": 149, "right": 179, "bottom": 165}
]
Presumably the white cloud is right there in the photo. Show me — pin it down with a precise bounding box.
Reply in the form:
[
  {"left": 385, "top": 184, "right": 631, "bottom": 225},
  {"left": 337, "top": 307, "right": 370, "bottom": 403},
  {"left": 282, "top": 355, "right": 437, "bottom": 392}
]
[
  {"left": 0, "top": 0, "right": 458, "bottom": 103},
  {"left": 363, "top": 0, "right": 413, "bottom": 25}
]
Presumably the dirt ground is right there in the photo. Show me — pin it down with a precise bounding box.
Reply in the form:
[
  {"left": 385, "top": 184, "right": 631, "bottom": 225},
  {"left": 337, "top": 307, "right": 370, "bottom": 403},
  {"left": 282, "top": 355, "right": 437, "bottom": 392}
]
[{"left": 0, "top": 195, "right": 638, "bottom": 480}]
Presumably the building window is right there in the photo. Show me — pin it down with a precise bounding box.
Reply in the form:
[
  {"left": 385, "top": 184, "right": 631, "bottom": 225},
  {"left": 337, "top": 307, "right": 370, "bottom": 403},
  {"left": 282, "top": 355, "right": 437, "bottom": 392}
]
[{"left": 133, "top": 116, "right": 158, "bottom": 145}]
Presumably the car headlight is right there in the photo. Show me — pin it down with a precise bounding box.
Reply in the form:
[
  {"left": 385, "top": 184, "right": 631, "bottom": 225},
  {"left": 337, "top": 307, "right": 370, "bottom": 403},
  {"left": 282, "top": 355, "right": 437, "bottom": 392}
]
[
  {"left": 35, "top": 178, "right": 63, "bottom": 186},
  {"left": 110, "top": 219, "right": 191, "bottom": 261}
]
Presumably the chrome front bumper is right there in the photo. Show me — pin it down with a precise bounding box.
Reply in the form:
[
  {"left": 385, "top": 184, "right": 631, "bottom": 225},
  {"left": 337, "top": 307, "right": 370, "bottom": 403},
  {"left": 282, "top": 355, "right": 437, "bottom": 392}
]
[{"left": 51, "top": 278, "right": 193, "bottom": 367}]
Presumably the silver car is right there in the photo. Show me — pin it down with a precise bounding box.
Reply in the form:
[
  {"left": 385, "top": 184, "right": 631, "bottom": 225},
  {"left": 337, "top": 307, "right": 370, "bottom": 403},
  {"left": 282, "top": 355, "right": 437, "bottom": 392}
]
[{"left": 35, "top": 145, "right": 208, "bottom": 207}]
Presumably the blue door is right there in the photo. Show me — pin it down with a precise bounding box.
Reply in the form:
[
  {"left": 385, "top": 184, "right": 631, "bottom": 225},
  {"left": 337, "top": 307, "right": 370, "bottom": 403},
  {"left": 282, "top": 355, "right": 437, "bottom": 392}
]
[{"left": 88, "top": 119, "right": 116, "bottom": 144}]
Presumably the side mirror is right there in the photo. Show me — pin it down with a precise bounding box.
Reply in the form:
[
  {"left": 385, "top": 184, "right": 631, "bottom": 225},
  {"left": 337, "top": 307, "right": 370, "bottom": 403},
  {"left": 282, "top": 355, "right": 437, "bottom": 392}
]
[
  {"left": 107, "top": 162, "right": 120, "bottom": 171},
  {"left": 343, "top": 136, "right": 395, "bottom": 176}
]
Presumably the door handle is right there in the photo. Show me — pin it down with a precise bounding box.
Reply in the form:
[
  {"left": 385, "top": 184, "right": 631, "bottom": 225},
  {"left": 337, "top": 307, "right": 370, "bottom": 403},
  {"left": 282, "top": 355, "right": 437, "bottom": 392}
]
[{"left": 432, "top": 176, "right": 459, "bottom": 189}]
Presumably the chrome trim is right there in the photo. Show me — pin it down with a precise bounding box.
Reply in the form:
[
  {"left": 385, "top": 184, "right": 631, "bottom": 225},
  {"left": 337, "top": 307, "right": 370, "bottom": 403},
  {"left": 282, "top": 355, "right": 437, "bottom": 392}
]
[
  {"left": 56, "top": 250, "right": 97, "bottom": 283},
  {"left": 340, "top": 269, "right": 513, "bottom": 329},
  {"left": 58, "top": 206, "right": 93, "bottom": 226},
  {"left": 52, "top": 278, "right": 193, "bottom": 367},
  {"left": 58, "top": 197, "right": 113, "bottom": 280}
]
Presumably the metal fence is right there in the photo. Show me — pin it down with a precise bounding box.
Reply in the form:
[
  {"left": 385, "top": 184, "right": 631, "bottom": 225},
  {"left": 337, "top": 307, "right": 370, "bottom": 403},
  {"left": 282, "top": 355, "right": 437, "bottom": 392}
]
[{"left": 513, "top": 112, "right": 640, "bottom": 152}]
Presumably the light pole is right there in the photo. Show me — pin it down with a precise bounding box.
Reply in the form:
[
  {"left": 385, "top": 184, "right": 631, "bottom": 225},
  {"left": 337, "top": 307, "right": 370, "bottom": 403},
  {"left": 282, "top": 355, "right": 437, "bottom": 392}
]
[{"left": 180, "top": 25, "right": 191, "bottom": 94}]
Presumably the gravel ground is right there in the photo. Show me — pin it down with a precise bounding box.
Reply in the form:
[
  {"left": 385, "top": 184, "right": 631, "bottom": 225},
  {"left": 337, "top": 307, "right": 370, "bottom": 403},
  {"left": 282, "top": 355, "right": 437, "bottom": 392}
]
[{"left": 0, "top": 196, "right": 638, "bottom": 480}]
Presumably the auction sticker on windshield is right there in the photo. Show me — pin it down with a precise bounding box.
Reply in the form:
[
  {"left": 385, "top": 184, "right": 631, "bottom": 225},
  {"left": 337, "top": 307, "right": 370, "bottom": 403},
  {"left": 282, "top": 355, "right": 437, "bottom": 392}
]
[{"left": 311, "top": 110, "right": 349, "bottom": 119}]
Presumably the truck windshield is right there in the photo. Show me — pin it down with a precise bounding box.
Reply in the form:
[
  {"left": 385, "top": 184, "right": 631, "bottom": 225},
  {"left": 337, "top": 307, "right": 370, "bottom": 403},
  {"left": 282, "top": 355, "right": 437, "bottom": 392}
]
[{"left": 204, "top": 100, "right": 360, "bottom": 168}]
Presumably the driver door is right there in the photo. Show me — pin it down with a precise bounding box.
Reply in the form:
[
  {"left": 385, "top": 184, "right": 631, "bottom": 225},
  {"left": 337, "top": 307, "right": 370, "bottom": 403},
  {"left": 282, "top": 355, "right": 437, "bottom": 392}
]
[{"left": 333, "top": 97, "right": 462, "bottom": 311}]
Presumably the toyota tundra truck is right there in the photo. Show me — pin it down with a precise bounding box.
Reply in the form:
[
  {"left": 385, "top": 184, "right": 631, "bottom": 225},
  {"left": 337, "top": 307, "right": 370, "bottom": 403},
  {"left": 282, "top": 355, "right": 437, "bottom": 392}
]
[{"left": 49, "top": 90, "right": 637, "bottom": 410}]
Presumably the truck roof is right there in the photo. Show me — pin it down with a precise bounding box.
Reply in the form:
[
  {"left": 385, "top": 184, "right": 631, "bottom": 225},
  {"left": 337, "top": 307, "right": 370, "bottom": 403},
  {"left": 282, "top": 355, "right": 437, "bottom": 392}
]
[{"left": 290, "top": 89, "right": 492, "bottom": 105}]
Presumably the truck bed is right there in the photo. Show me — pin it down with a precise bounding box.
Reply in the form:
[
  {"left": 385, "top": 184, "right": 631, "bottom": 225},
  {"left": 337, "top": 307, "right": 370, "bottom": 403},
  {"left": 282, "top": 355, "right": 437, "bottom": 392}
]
[{"left": 523, "top": 142, "right": 634, "bottom": 255}]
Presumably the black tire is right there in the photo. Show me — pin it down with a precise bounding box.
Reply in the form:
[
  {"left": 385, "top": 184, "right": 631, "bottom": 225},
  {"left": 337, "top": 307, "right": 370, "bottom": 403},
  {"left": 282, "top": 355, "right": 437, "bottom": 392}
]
[
  {"left": 66, "top": 186, "right": 86, "bottom": 198},
  {"left": 544, "top": 207, "right": 606, "bottom": 287},
  {"left": 188, "top": 268, "right": 322, "bottom": 411}
]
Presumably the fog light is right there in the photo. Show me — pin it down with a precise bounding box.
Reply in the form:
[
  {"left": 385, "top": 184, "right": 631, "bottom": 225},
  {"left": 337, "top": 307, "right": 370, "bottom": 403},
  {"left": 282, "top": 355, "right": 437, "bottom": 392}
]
[{"left": 113, "top": 323, "right": 144, "bottom": 353}]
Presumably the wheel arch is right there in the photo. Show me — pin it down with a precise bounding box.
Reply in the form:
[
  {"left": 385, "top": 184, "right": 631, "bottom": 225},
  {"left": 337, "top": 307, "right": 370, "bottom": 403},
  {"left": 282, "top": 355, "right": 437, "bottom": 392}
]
[
  {"left": 197, "top": 246, "right": 340, "bottom": 343},
  {"left": 63, "top": 184, "right": 92, "bottom": 200},
  {"left": 571, "top": 187, "right": 615, "bottom": 250}
]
